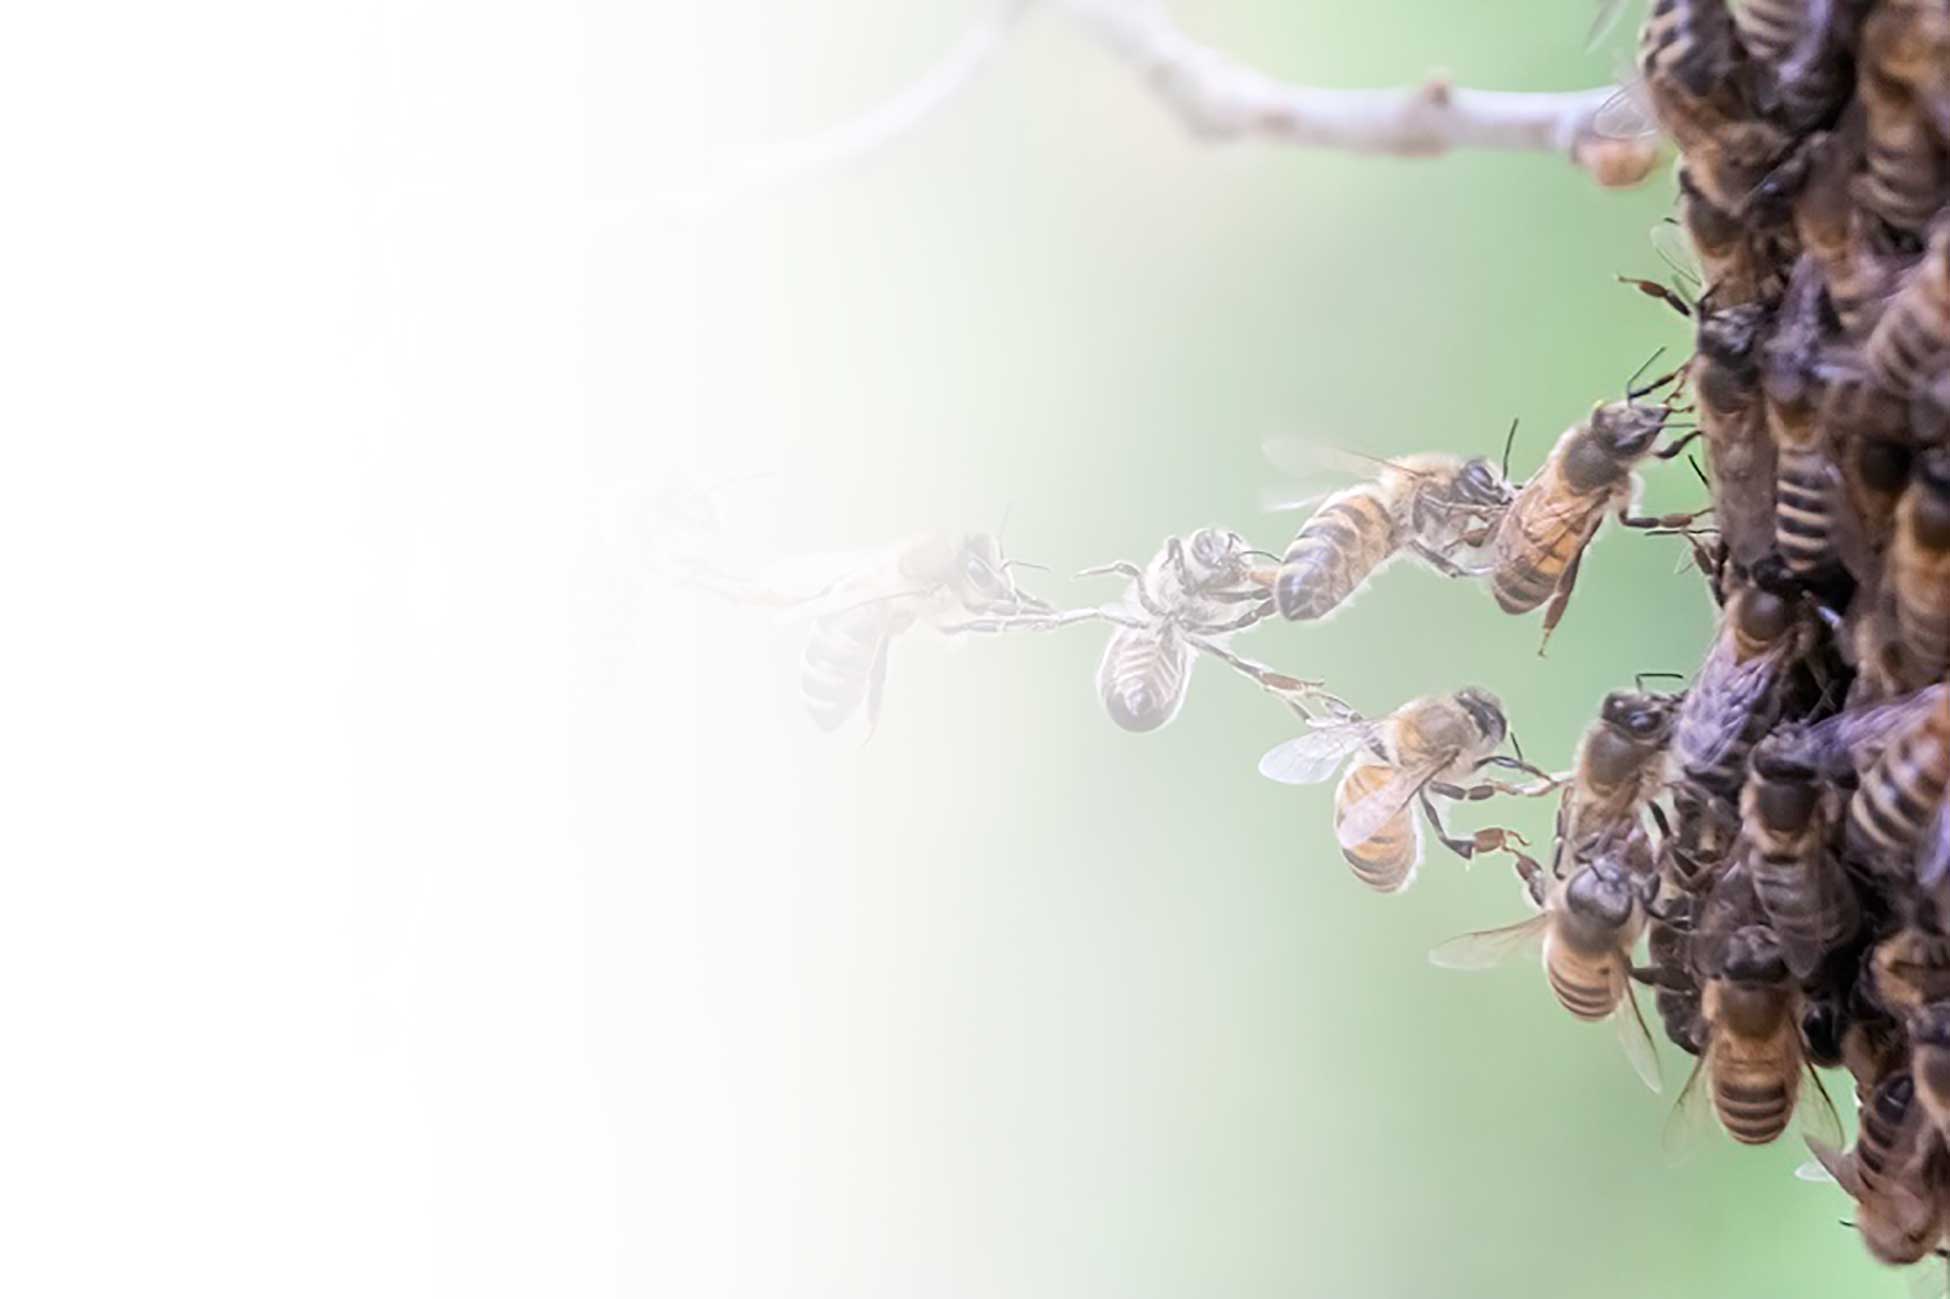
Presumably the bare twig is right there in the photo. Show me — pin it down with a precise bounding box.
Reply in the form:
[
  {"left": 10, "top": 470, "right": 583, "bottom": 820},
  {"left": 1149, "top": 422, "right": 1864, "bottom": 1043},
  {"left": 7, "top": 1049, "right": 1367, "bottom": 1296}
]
[{"left": 676, "top": 0, "right": 1656, "bottom": 212}]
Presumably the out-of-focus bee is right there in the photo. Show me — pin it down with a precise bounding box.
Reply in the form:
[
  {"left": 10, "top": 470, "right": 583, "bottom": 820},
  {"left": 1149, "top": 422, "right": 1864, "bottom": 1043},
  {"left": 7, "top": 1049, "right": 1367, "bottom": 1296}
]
[
  {"left": 1670, "top": 923, "right": 1844, "bottom": 1146},
  {"left": 1557, "top": 685, "right": 1683, "bottom": 860},
  {"left": 1638, "top": 0, "right": 1795, "bottom": 215},
  {"left": 1259, "top": 688, "right": 1548, "bottom": 893},
  {"left": 1735, "top": 0, "right": 1858, "bottom": 131},
  {"left": 1672, "top": 576, "right": 1812, "bottom": 796},
  {"left": 1763, "top": 257, "right": 1846, "bottom": 579},
  {"left": 1488, "top": 378, "right": 1694, "bottom": 651},
  {"left": 1739, "top": 734, "right": 1860, "bottom": 978},
  {"left": 1868, "top": 226, "right": 1950, "bottom": 398},
  {"left": 1263, "top": 445, "right": 1513, "bottom": 623},
  {"left": 1847, "top": 682, "right": 1950, "bottom": 878},
  {"left": 1857, "top": 0, "right": 1950, "bottom": 235},
  {"left": 1676, "top": 166, "right": 1792, "bottom": 306},
  {"left": 942, "top": 528, "right": 1317, "bottom": 734},
  {"left": 1911, "top": 1001, "right": 1950, "bottom": 1144},
  {"left": 1869, "top": 905, "right": 1950, "bottom": 1018},
  {"left": 1430, "top": 847, "right": 1664, "bottom": 1091},
  {"left": 1644, "top": 891, "right": 1707, "bottom": 1055},
  {"left": 1827, "top": 379, "right": 1914, "bottom": 576},
  {"left": 790, "top": 531, "right": 1051, "bottom": 733},
  {"left": 1795, "top": 117, "right": 1898, "bottom": 335},
  {"left": 1890, "top": 449, "right": 1950, "bottom": 688},
  {"left": 1806, "top": 1069, "right": 1947, "bottom": 1265}
]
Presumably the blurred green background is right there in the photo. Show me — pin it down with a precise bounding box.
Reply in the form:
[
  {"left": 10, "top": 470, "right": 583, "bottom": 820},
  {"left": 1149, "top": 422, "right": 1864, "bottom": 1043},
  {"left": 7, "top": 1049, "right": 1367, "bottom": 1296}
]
[{"left": 630, "top": 1, "right": 1911, "bottom": 1294}]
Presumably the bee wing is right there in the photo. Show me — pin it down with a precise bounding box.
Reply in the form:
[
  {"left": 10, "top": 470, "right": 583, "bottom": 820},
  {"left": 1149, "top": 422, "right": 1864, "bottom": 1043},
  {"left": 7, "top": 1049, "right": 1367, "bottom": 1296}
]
[
  {"left": 1257, "top": 723, "right": 1373, "bottom": 785},
  {"left": 1661, "top": 1052, "right": 1715, "bottom": 1165},
  {"left": 1428, "top": 911, "right": 1549, "bottom": 971},
  {"left": 1918, "top": 792, "right": 1950, "bottom": 891},
  {"left": 1587, "top": 0, "right": 1632, "bottom": 51},
  {"left": 1797, "top": 1062, "right": 1846, "bottom": 1151},
  {"left": 1594, "top": 77, "right": 1659, "bottom": 142},
  {"left": 1782, "top": 684, "right": 1946, "bottom": 778},
  {"left": 1336, "top": 755, "right": 1451, "bottom": 851},
  {"left": 1650, "top": 216, "right": 1705, "bottom": 293},
  {"left": 1506, "top": 481, "right": 1604, "bottom": 555},
  {"left": 1675, "top": 637, "right": 1785, "bottom": 772},
  {"left": 1616, "top": 980, "right": 1665, "bottom": 1094}
]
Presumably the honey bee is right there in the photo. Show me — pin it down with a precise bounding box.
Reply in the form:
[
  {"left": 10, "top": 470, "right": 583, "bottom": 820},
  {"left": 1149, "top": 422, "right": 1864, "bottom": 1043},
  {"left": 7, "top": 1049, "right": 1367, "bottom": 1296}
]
[
  {"left": 791, "top": 531, "right": 1050, "bottom": 733},
  {"left": 1912, "top": 1001, "right": 1950, "bottom": 1144},
  {"left": 1740, "top": 735, "right": 1860, "bottom": 978},
  {"left": 1891, "top": 449, "right": 1950, "bottom": 688},
  {"left": 1869, "top": 907, "right": 1950, "bottom": 1019},
  {"left": 1867, "top": 225, "right": 1950, "bottom": 398},
  {"left": 1488, "top": 380, "right": 1693, "bottom": 650},
  {"left": 1264, "top": 446, "right": 1513, "bottom": 622},
  {"left": 942, "top": 528, "right": 1320, "bottom": 733},
  {"left": 1557, "top": 685, "right": 1684, "bottom": 860},
  {"left": 1794, "top": 118, "right": 1898, "bottom": 335},
  {"left": 1857, "top": 0, "right": 1950, "bottom": 235},
  {"left": 1638, "top": 0, "right": 1796, "bottom": 215},
  {"left": 1258, "top": 688, "right": 1546, "bottom": 893},
  {"left": 1735, "top": 0, "right": 1857, "bottom": 130},
  {"left": 1675, "top": 166, "right": 1791, "bottom": 307},
  {"left": 1806, "top": 1068, "right": 1947, "bottom": 1265},
  {"left": 1670, "top": 923, "right": 1844, "bottom": 1146},
  {"left": 1847, "top": 681, "right": 1950, "bottom": 878},
  {"left": 1430, "top": 847, "right": 1664, "bottom": 1092},
  {"left": 1672, "top": 577, "right": 1813, "bottom": 796},
  {"left": 1644, "top": 891, "right": 1707, "bottom": 1055},
  {"left": 1690, "top": 300, "right": 1780, "bottom": 565},
  {"left": 1829, "top": 381, "right": 1914, "bottom": 575},
  {"left": 1763, "top": 256, "right": 1845, "bottom": 579}
]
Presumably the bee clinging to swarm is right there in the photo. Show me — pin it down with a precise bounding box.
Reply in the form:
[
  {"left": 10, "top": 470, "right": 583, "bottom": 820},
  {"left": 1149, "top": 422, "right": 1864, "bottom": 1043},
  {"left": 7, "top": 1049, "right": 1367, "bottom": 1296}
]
[
  {"left": 1739, "top": 734, "right": 1859, "bottom": 979},
  {"left": 1805, "top": 1068, "right": 1947, "bottom": 1265},
  {"left": 1672, "top": 574, "right": 1814, "bottom": 796},
  {"left": 1264, "top": 444, "right": 1513, "bottom": 622},
  {"left": 1867, "top": 224, "right": 1950, "bottom": 398},
  {"left": 1430, "top": 846, "right": 1665, "bottom": 1092},
  {"left": 1889, "top": 449, "right": 1950, "bottom": 688},
  {"left": 1555, "top": 684, "right": 1683, "bottom": 862},
  {"left": 1258, "top": 688, "right": 1550, "bottom": 893},
  {"left": 1637, "top": 0, "right": 1795, "bottom": 216}
]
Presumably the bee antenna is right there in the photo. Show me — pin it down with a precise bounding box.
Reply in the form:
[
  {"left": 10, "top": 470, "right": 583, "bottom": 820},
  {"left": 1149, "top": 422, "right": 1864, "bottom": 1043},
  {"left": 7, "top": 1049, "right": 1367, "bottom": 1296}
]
[
  {"left": 1508, "top": 729, "right": 1527, "bottom": 764},
  {"left": 1501, "top": 417, "right": 1520, "bottom": 481},
  {"left": 1002, "top": 559, "right": 1050, "bottom": 573},
  {"left": 1687, "top": 453, "right": 1709, "bottom": 489},
  {"left": 1625, "top": 346, "right": 1667, "bottom": 398},
  {"left": 1239, "top": 548, "right": 1282, "bottom": 563}
]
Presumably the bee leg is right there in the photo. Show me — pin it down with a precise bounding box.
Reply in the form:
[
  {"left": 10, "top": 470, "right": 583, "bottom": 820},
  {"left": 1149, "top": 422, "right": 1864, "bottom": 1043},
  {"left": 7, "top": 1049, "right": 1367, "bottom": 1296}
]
[
  {"left": 1193, "top": 600, "right": 1275, "bottom": 635},
  {"left": 1417, "top": 791, "right": 1528, "bottom": 863},
  {"left": 937, "top": 608, "right": 1125, "bottom": 635},
  {"left": 1183, "top": 633, "right": 1323, "bottom": 715},
  {"left": 1078, "top": 560, "right": 1171, "bottom": 618},
  {"left": 1629, "top": 963, "right": 1695, "bottom": 991},
  {"left": 1620, "top": 507, "right": 1714, "bottom": 530},
  {"left": 1165, "top": 536, "right": 1193, "bottom": 591},
  {"left": 1536, "top": 546, "right": 1588, "bottom": 656},
  {"left": 1472, "top": 753, "right": 1564, "bottom": 792},
  {"left": 1651, "top": 430, "right": 1705, "bottom": 460},
  {"left": 1408, "top": 540, "right": 1489, "bottom": 580}
]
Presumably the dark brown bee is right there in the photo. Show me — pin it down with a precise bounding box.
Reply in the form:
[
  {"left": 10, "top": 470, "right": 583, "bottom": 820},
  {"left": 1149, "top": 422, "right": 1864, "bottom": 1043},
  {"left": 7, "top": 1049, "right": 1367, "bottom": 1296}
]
[
  {"left": 1847, "top": 681, "right": 1950, "bottom": 876},
  {"left": 1270, "top": 452, "right": 1512, "bottom": 622},
  {"left": 1677, "top": 166, "right": 1790, "bottom": 307},
  {"left": 1830, "top": 382, "right": 1913, "bottom": 575},
  {"left": 1856, "top": 0, "right": 1950, "bottom": 234},
  {"left": 1890, "top": 449, "right": 1950, "bottom": 688},
  {"left": 1691, "top": 302, "right": 1780, "bottom": 565},
  {"left": 1431, "top": 848, "right": 1664, "bottom": 1092},
  {"left": 1645, "top": 889, "right": 1707, "bottom": 1055},
  {"left": 1806, "top": 1069, "right": 1946, "bottom": 1265},
  {"left": 1911, "top": 1001, "right": 1950, "bottom": 1143},
  {"left": 1763, "top": 257, "right": 1844, "bottom": 579},
  {"left": 1739, "top": 737, "right": 1859, "bottom": 978},
  {"left": 1639, "top": 0, "right": 1795, "bottom": 215},
  {"left": 1794, "top": 117, "right": 1897, "bottom": 334},
  {"left": 1673, "top": 579, "right": 1810, "bottom": 796},
  {"left": 1259, "top": 688, "right": 1545, "bottom": 892},
  {"left": 1488, "top": 389, "right": 1689, "bottom": 650},
  {"left": 1673, "top": 924, "right": 1842, "bottom": 1145},
  {"left": 1867, "top": 225, "right": 1950, "bottom": 398}
]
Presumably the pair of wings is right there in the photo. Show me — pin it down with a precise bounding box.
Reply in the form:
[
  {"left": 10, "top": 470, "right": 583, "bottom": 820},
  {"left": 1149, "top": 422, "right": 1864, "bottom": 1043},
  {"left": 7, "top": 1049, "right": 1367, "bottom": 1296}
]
[
  {"left": 1258, "top": 722, "right": 1462, "bottom": 853},
  {"left": 1665, "top": 1040, "right": 1845, "bottom": 1159},
  {"left": 1427, "top": 909, "right": 1664, "bottom": 1095},
  {"left": 1671, "top": 629, "right": 1794, "bottom": 774}
]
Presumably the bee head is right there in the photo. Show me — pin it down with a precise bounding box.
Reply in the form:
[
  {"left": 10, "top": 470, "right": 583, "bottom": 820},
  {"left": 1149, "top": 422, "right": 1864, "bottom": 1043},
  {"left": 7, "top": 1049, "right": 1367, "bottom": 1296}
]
[
  {"left": 1720, "top": 925, "right": 1789, "bottom": 983},
  {"left": 1800, "top": 996, "right": 1847, "bottom": 1069},
  {"left": 1589, "top": 400, "right": 1670, "bottom": 463},
  {"left": 1452, "top": 686, "right": 1506, "bottom": 747},
  {"left": 1452, "top": 456, "right": 1511, "bottom": 507},
  {"left": 1748, "top": 736, "right": 1820, "bottom": 833},
  {"left": 953, "top": 533, "right": 1049, "bottom": 615},
  {"left": 1909, "top": 449, "right": 1950, "bottom": 550},
  {"left": 1733, "top": 580, "right": 1797, "bottom": 643},
  {"left": 1599, "top": 689, "right": 1678, "bottom": 743},
  {"left": 1696, "top": 303, "right": 1765, "bottom": 372},
  {"left": 1563, "top": 858, "right": 1636, "bottom": 929},
  {"left": 1184, "top": 526, "right": 1241, "bottom": 575}
]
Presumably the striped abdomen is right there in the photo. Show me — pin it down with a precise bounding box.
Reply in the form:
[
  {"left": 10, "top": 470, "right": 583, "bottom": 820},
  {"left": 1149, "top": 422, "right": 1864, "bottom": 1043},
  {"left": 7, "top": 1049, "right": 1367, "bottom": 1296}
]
[
  {"left": 1860, "top": 8, "right": 1950, "bottom": 233},
  {"left": 1730, "top": 0, "right": 1798, "bottom": 65},
  {"left": 1275, "top": 485, "right": 1400, "bottom": 621},
  {"left": 1543, "top": 941, "right": 1624, "bottom": 1023},
  {"left": 1334, "top": 759, "right": 1418, "bottom": 893},
  {"left": 800, "top": 602, "right": 895, "bottom": 732},
  {"left": 1490, "top": 474, "right": 1605, "bottom": 615},
  {"left": 1750, "top": 843, "right": 1852, "bottom": 976},
  {"left": 1850, "top": 703, "right": 1950, "bottom": 857},
  {"left": 1867, "top": 243, "right": 1950, "bottom": 397},
  {"left": 1857, "top": 1072, "right": 1919, "bottom": 1191},
  {"left": 1096, "top": 622, "right": 1190, "bottom": 733},
  {"left": 1891, "top": 528, "right": 1950, "bottom": 686},
  {"left": 1774, "top": 446, "right": 1839, "bottom": 576},
  {"left": 1712, "top": 1050, "right": 1796, "bottom": 1144}
]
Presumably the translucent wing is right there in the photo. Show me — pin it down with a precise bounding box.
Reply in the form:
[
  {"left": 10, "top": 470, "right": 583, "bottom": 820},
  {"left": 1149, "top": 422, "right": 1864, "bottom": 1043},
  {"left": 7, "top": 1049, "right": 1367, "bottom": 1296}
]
[
  {"left": 1616, "top": 980, "right": 1664, "bottom": 1094},
  {"left": 1673, "top": 634, "right": 1787, "bottom": 774},
  {"left": 1337, "top": 755, "right": 1451, "bottom": 851},
  {"left": 1506, "top": 479, "right": 1607, "bottom": 557},
  {"left": 1594, "top": 78, "right": 1659, "bottom": 142},
  {"left": 1428, "top": 911, "right": 1549, "bottom": 970},
  {"left": 1587, "top": 0, "right": 1632, "bottom": 51},
  {"left": 1662, "top": 1052, "right": 1715, "bottom": 1164},
  {"left": 1793, "top": 1157, "right": 1837, "bottom": 1184},
  {"left": 1258, "top": 722, "right": 1374, "bottom": 785},
  {"left": 1798, "top": 1064, "right": 1845, "bottom": 1151},
  {"left": 1650, "top": 216, "right": 1704, "bottom": 294},
  {"left": 1261, "top": 436, "right": 1429, "bottom": 484},
  {"left": 1780, "top": 685, "right": 1946, "bottom": 778}
]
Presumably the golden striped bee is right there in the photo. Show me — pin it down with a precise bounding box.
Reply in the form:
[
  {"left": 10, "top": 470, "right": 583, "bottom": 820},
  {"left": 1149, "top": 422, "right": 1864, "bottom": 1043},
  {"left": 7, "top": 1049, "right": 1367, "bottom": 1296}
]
[
  {"left": 1739, "top": 735, "right": 1859, "bottom": 979},
  {"left": 1857, "top": 0, "right": 1950, "bottom": 235},
  {"left": 1794, "top": 118, "right": 1898, "bottom": 336},
  {"left": 1429, "top": 846, "right": 1664, "bottom": 1092},
  {"left": 1258, "top": 688, "right": 1547, "bottom": 893},
  {"left": 1890, "top": 449, "right": 1950, "bottom": 688},
  {"left": 1846, "top": 682, "right": 1950, "bottom": 879},
  {"left": 1867, "top": 225, "right": 1950, "bottom": 399},
  {"left": 1762, "top": 258, "right": 1845, "bottom": 580},
  {"left": 1263, "top": 444, "right": 1513, "bottom": 623},
  {"left": 1669, "top": 923, "right": 1843, "bottom": 1147},
  {"left": 1636, "top": 0, "right": 1795, "bottom": 216},
  {"left": 1488, "top": 378, "right": 1695, "bottom": 652},
  {"left": 1556, "top": 685, "right": 1683, "bottom": 862},
  {"left": 1805, "top": 1067, "right": 1947, "bottom": 1265}
]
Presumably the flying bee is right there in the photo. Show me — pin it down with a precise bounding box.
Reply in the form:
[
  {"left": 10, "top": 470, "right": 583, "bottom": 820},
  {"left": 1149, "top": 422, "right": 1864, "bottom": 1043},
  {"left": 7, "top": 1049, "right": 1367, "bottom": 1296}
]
[
  {"left": 1262, "top": 444, "right": 1513, "bottom": 623},
  {"left": 1636, "top": 0, "right": 1796, "bottom": 216},
  {"left": 1556, "top": 685, "right": 1684, "bottom": 861},
  {"left": 1762, "top": 256, "right": 1845, "bottom": 580},
  {"left": 1488, "top": 374, "right": 1698, "bottom": 651},
  {"left": 1806, "top": 1069, "right": 1947, "bottom": 1266},
  {"left": 1857, "top": 0, "right": 1950, "bottom": 235},
  {"left": 1672, "top": 576, "right": 1813, "bottom": 796},
  {"left": 1739, "top": 735, "right": 1860, "bottom": 979},
  {"left": 1847, "top": 680, "right": 1950, "bottom": 879},
  {"left": 941, "top": 528, "right": 1318, "bottom": 733},
  {"left": 1669, "top": 923, "right": 1844, "bottom": 1147},
  {"left": 1258, "top": 688, "right": 1549, "bottom": 893},
  {"left": 1867, "top": 225, "right": 1950, "bottom": 399},
  {"left": 1890, "top": 449, "right": 1950, "bottom": 688},
  {"left": 1429, "top": 848, "right": 1664, "bottom": 1092}
]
